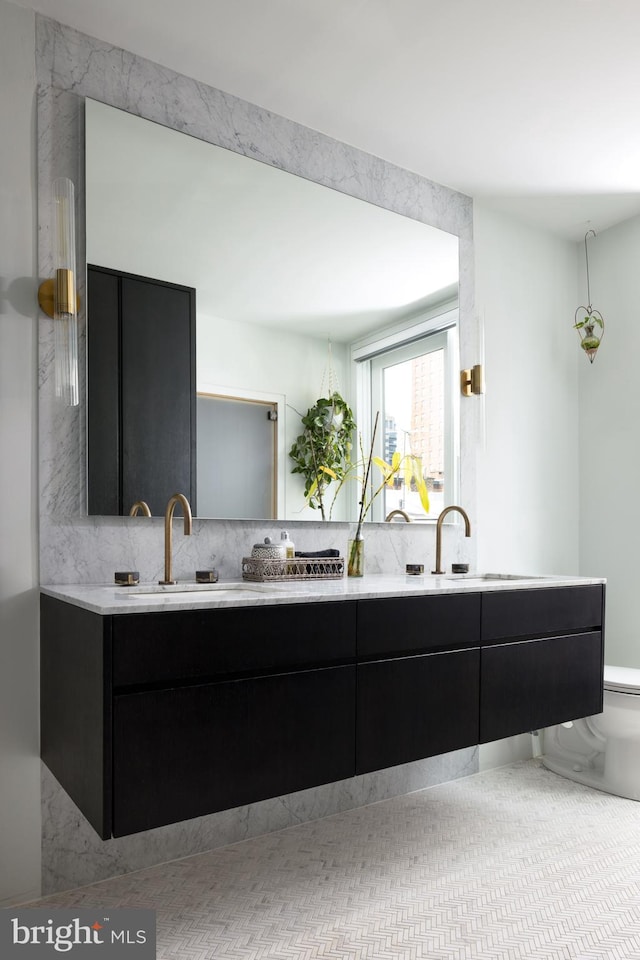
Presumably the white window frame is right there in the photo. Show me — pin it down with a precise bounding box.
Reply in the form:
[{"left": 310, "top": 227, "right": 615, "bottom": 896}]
[{"left": 350, "top": 305, "right": 459, "bottom": 523}]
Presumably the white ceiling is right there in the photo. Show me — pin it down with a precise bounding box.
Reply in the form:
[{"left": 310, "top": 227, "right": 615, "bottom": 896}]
[{"left": 16, "top": 0, "right": 640, "bottom": 239}]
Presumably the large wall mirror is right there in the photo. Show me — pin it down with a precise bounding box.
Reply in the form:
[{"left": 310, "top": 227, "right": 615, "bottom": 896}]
[{"left": 85, "top": 99, "right": 460, "bottom": 522}]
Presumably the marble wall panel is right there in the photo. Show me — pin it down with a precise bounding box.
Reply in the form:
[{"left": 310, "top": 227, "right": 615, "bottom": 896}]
[{"left": 36, "top": 15, "right": 477, "bottom": 587}]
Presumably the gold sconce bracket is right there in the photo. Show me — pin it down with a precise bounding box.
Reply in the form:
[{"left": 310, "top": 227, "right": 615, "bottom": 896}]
[
  {"left": 37, "top": 274, "right": 81, "bottom": 318},
  {"left": 460, "top": 363, "right": 484, "bottom": 397}
]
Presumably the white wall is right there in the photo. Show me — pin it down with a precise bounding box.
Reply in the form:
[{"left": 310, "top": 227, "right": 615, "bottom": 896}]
[
  {"left": 474, "top": 204, "right": 580, "bottom": 575},
  {"left": 474, "top": 203, "right": 581, "bottom": 769},
  {"left": 0, "top": 0, "right": 41, "bottom": 904},
  {"left": 578, "top": 215, "right": 640, "bottom": 668}
]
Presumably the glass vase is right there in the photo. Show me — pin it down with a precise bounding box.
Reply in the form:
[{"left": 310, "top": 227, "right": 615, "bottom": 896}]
[{"left": 347, "top": 537, "right": 364, "bottom": 577}]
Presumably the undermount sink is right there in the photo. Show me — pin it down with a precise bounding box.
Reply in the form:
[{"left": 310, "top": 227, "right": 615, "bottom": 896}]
[
  {"left": 124, "top": 582, "right": 277, "bottom": 599},
  {"left": 442, "top": 573, "right": 545, "bottom": 583}
]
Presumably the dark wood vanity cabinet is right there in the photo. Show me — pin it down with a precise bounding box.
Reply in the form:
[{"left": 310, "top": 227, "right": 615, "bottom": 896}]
[
  {"left": 479, "top": 586, "right": 605, "bottom": 743},
  {"left": 40, "top": 583, "right": 604, "bottom": 839},
  {"left": 41, "top": 596, "right": 357, "bottom": 838},
  {"left": 356, "top": 594, "right": 481, "bottom": 774},
  {"left": 110, "top": 601, "right": 357, "bottom": 836},
  {"left": 354, "top": 588, "right": 604, "bottom": 773},
  {"left": 356, "top": 650, "right": 480, "bottom": 774},
  {"left": 113, "top": 663, "right": 355, "bottom": 836},
  {"left": 480, "top": 632, "right": 603, "bottom": 743}
]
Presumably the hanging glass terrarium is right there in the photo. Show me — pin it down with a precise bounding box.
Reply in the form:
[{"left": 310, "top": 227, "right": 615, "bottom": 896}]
[{"left": 574, "top": 229, "right": 604, "bottom": 364}]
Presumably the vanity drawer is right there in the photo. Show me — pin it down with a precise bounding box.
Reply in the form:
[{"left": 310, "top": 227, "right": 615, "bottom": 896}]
[
  {"left": 480, "top": 630, "right": 604, "bottom": 742},
  {"left": 357, "top": 593, "right": 480, "bottom": 659},
  {"left": 356, "top": 648, "right": 480, "bottom": 773},
  {"left": 481, "top": 585, "right": 604, "bottom": 642},
  {"left": 112, "top": 600, "right": 357, "bottom": 687},
  {"left": 113, "top": 663, "right": 356, "bottom": 836}
]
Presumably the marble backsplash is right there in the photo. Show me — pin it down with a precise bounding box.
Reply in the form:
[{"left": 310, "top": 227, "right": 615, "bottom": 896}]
[
  {"left": 35, "top": 15, "right": 479, "bottom": 897},
  {"left": 42, "top": 514, "right": 474, "bottom": 585}
]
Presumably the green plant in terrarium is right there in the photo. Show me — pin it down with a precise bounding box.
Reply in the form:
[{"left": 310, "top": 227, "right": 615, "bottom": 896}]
[
  {"left": 574, "top": 314, "right": 603, "bottom": 354},
  {"left": 574, "top": 230, "right": 605, "bottom": 364}
]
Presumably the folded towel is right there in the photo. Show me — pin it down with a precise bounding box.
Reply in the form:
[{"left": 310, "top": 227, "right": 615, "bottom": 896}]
[{"left": 294, "top": 549, "right": 340, "bottom": 558}]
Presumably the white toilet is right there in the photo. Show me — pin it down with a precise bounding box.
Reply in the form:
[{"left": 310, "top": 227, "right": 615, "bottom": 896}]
[{"left": 542, "top": 665, "right": 640, "bottom": 801}]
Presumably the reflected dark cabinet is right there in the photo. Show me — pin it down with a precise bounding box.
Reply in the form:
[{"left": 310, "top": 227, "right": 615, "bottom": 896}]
[{"left": 87, "top": 265, "right": 196, "bottom": 516}]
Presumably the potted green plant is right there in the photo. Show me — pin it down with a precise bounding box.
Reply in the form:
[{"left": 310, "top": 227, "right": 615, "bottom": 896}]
[{"left": 289, "top": 392, "right": 356, "bottom": 521}]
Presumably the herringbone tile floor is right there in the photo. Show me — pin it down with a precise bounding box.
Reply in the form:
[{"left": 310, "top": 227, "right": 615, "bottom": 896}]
[{"left": 34, "top": 761, "right": 640, "bottom": 958}]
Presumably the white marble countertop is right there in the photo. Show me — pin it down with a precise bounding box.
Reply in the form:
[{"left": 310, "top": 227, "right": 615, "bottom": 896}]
[{"left": 41, "top": 573, "right": 606, "bottom": 616}]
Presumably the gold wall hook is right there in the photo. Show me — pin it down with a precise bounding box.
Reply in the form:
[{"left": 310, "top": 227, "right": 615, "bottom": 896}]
[
  {"left": 460, "top": 364, "right": 484, "bottom": 396},
  {"left": 37, "top": 275, "right": 81, "bottom": 318}
]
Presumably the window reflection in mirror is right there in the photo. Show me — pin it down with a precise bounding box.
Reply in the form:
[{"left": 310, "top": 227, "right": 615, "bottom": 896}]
[
  {"left": 352, "top": 308, "right": 459, "bottom": 522},
  {"left": 372, "top": 334, "right": 454, "bottom": 520},
  {"left": 85, "top": 98, "right": 459, "bottom": 521}
]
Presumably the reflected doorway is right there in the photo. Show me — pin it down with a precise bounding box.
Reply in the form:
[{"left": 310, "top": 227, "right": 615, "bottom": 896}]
[{"left": 197, "top": 393, "right": 278, "bottom": 518}]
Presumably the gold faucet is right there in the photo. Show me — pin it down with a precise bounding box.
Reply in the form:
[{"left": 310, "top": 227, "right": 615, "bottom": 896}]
[
  {"left": 129, "top": 500, "right": 152, "bottom": 517},
  {"left": 160, "top": 493, "right": 193, "bottom": 584},
  {"left": 432, "top": 505, "right": 471, "bottom": 575},
  {"left": 385, "top": 509, "right": 411, "bottom": 522}
]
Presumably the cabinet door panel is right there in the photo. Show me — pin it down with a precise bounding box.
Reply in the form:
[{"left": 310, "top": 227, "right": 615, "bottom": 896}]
[
  {"left": 480, "top": 631, "right": 603, "bottom": 743},
  {"left": 356, "top": 649, "right": 480, "bottom": 775},
  {"left": 113, "top": 665, "right": 355, "bottom": 836},
  {"left": 40, "top": 596, "right": 113, "bottom": 839},
  {"left": 248, "top": 667, "right": 355, "bottom": 802}
]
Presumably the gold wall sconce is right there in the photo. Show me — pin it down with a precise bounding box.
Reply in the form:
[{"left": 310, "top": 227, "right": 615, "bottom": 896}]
[
  {"left": 460, "top": 363, "right": 484, "bottom": 396},
  {"left": 38, "top": 177, "right": 80, "bottom": 406}
]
